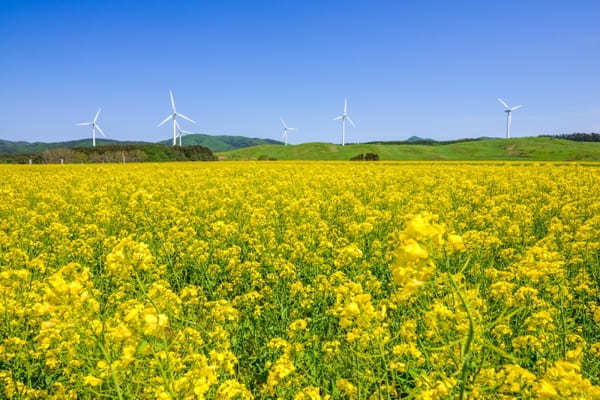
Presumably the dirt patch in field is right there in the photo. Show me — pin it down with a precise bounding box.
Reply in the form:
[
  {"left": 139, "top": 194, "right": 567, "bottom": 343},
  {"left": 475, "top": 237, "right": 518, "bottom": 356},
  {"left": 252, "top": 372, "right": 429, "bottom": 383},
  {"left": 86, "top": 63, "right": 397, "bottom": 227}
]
[
  {"left": 329, "top": 145, "right": 339, "bottom": 152},
  {"left": 505, "top": 144, "right": 527, "bottom": 158}
]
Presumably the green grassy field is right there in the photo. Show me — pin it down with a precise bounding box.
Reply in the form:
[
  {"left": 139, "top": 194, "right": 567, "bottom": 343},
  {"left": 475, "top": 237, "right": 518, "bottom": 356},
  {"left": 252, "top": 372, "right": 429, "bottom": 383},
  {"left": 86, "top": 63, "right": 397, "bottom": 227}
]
[{"left": 218, "top": 137, "right": 600, "bottom": 161}]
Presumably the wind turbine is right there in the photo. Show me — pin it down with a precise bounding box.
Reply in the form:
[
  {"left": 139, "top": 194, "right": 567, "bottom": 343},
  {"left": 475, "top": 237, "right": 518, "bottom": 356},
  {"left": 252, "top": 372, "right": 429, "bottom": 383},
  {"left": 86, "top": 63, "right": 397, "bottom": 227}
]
[
  {"left": 280, "top": 118, "right": 296, "bottom": 145},
  {"left": 175, "top": 120, "right": 195, "bottom": 147},
  {"left": 76, "top": 108, "right": 105, "bottom": 147},
  {"left": 333, "top": 98, "right": 355, "bottom": 146},
  {"left": 158, "top": 90, "right": 196, "bottom": 146},
  {"left": 497, "top": 98, "right": 523, "bottom": 139}
]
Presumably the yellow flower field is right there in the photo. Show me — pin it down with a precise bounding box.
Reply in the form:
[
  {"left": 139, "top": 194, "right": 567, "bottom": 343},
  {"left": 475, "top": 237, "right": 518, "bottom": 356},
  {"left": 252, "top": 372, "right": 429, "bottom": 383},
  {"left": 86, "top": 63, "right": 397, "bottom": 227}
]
[{"left": 1, "top": 162, "right": 600, "bottom": 399}]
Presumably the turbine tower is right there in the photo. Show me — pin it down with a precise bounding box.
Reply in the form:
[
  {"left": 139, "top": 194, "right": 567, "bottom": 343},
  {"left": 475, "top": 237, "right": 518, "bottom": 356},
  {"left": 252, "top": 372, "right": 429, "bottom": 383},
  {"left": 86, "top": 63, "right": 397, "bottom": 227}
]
[
  {"left": 333, "top": 98, "right": 355, "bottom": 146},
  {"left": 76, "top": 108, "right": 105, "bottom": 147},
  {"left": 497, "top": 98, "right": 523, "bottom": 139},
  {"left": 175, "top": 120, "right": 195, "bottom": 147},
  {"left": 280, "top": 118, "right": 296, "bottom": 146},
  {"left": 158, "top": 90, "right": 196, "bottom": 146}
]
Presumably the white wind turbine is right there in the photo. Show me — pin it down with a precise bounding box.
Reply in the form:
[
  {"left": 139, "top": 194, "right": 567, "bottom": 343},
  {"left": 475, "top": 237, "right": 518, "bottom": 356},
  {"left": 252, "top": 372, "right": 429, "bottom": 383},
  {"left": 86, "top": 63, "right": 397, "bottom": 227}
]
[
  {"left": 174, "top": 120, "right": 195, "bottom": 147},
  {"left": 76, "top": 108, "right": 105, "bottom": 147},
  {"left": 280, "top": 118, "right": 296, "bottom": 145},
  {"left": 333, "top": 98, "right": 355, "bottom": 146},
  {"left": 158, "top": 90, "right": 196, "bottom": 146},
  {"left": 497, "top": 98, "right": 523, "bottom": 139}
]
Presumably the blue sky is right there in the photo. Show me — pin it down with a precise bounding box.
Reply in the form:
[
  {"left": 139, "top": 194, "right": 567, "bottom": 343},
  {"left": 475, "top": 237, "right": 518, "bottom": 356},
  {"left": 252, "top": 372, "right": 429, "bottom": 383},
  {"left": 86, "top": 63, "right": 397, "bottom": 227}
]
[{"left": 1, "top": 1, "right": 599, "bottom": 144}]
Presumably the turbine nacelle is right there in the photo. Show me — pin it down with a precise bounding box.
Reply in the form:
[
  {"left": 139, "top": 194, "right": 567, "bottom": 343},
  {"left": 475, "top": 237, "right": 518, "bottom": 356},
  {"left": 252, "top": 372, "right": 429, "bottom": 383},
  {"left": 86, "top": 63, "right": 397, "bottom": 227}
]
[
  {"left": 158, "top": 90, "right": 196, "bottom": 145},
  {"left": 497, "top": 98, "right": 523, "bottom": 139},
  {"left": 76, "top": 108, "right": 105, "bottom": 147},
  {"left": 280, "top": 118, "right": 296, "bottom": 145},
  {"left": 333, "top": 98, "right": 355, "bottom": 146}
]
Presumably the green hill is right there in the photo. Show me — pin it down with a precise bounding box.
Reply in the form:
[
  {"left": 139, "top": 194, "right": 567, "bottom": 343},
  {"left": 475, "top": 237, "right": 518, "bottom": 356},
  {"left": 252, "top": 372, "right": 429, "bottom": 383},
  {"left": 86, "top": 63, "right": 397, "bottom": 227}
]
[
  {"left": 158, "top": 134, "right": 282, "bottom": 152},
  {"left": 0, "top": 144, "right": 216, "bottom": 164},
  {"left": 219, "top": 137, "right": 600, "bottom": 161},
  {"left": 0, "top": 138, "right": 147, "bottom": 155},
  {"left": 0, "top": 134, "right": 282, "bottom": 155}
]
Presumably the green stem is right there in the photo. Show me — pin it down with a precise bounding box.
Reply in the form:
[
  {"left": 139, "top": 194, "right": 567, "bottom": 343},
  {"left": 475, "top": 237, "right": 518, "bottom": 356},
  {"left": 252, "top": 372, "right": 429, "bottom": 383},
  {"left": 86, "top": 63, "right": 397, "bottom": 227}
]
[
  {"left": 376, "top": 338, "right": 392, "bottom": 400},
  {"left": 96, "top": 340, "right": 124, "bottom": 400},
  {"left": 133, "top": 270, "right": 177, "bottom": 399},
  {"left": 448, "top": 274, "right": 474, "bottom": 400}
]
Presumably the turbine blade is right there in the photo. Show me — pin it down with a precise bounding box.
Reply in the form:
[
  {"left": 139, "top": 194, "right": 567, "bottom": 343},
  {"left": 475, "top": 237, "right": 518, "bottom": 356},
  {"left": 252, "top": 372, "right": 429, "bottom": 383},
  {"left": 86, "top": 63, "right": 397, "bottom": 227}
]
[
  {"left": 511, "top": 105, "right": 523, "bottom": 111},
  {"left": 158, "top": 114, "right": 173, "bottom": 127},
  {"left": 95, "top": 124, "right": 106, "bottom": 137},
  {"left": 76, "top": 122, "right": 92, "bottom": 126},
  {"left": 169, "top": 90, "right": 176, "bottom": 112},
  {"left": 177, "top": 113, "right": 196, "bottom": 123},
  {"left": 175, "top": 121, "right": 192, "bottom": 134},
  {"left": 344, "top": 98, "right": 348, "bottom": 113},
  {"left": 280, "top": 118, "right": 287, "bottom": 129},
  {"left": 333, "top": 115, "right": 343, "bottom": 121},
  {"left": 497, "top": 98, "right": 509, "bottom": 108},
  {"left": 94, "top": 108, "right": 101, "bottom": 123},
  {"left": 346, "top": 116, "right": 355, "bottom": 127},
  {"left": 288, "top": 127, "right": 297, "bottom": 131}
]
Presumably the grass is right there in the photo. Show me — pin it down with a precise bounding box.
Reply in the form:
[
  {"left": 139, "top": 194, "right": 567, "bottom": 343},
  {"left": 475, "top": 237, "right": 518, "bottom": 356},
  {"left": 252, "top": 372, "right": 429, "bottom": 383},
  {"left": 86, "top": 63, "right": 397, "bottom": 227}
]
[{"left": 218, "top": 137, "right": 600, "bottom": 161}]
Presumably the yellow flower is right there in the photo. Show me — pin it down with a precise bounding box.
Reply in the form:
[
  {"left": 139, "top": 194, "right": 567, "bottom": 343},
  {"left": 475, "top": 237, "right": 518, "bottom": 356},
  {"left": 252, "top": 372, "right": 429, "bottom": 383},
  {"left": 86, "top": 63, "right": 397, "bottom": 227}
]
[
  {"left": 83, "top": 375, "right": 102, "bottom": 387},
  {"left": 267, "top": 354, "right": 296, "bottom": 394},
  {"left": 3, "top": 161, "right": 600, "bottom": 398},
  {"left": 336, "top": 379, "right": 357, "bottom": 399},
  {"left": 216, "top": 379, "right": 253, "bottom": 400},
  {"left": 447, "top": 234, "right": 465, "bottom": 251}
]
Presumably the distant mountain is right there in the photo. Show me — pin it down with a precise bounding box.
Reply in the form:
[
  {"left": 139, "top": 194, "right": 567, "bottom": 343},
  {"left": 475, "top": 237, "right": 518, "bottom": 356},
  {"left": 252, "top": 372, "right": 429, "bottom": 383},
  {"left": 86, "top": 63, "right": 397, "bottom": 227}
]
[
  {"left": 158, "top": 134, "right": 283, "bottom": 152},
  {"left": 0, "top": 134, "right": 283, "bottom": 155},
  {"left": 366, "top": 137, "right": 489, "bottom": 146},
  {"left": 406, "top": 136, "right": 435, "bottom": 142}
]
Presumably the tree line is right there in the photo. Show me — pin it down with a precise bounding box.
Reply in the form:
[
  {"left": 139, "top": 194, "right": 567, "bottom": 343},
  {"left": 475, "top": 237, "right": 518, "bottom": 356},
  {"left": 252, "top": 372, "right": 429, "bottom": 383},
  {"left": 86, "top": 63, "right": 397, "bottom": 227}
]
[
  {"left": 0, "top": 144, "right": 216, "bottom": 164},
  {"left": 541, "top": 133, "right": 600, "bottom": 142}
]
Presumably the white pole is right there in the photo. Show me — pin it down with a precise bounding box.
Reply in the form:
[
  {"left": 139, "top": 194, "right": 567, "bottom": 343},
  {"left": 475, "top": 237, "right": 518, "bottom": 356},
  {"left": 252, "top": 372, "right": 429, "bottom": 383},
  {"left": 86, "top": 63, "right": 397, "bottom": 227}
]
[
  {"left": 173, "top": 118, "right": 177, "bottom": 146},
  {"left": 342, "top": 118, "right": 346, "bottom": 146},
  {"left": 92, "top": 126, "right": 96, "bottom": 147},
  {"left": 506, "top": 112, "right": 511, "bottom": 139}
]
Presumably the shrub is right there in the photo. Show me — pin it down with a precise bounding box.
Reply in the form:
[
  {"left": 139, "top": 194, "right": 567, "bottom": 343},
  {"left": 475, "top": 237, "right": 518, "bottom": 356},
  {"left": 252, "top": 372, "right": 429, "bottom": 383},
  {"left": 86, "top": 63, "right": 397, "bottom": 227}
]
[{"left": 350, "top": 153, "right": 379, "bottom": 161}]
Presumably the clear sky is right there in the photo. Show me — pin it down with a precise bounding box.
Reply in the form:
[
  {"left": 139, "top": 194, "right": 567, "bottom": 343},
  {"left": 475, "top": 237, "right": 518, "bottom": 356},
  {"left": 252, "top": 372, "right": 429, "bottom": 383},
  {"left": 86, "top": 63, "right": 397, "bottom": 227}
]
[{"left": 1, "top": 0, "right": 599, "bottom": 144}]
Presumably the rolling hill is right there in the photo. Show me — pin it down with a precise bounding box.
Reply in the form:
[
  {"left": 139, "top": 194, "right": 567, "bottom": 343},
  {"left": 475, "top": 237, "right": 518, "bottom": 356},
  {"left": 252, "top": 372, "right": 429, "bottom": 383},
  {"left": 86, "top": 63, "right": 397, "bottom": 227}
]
[
  {"left": 0, "top": 134, "right": 282, "bottom": 155},
  {"left": 158, "top": 134, "right": 282, "bottom": 152},
  {"left": 219, "top": 137, "right": 600, "bottom": 161}
]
